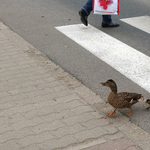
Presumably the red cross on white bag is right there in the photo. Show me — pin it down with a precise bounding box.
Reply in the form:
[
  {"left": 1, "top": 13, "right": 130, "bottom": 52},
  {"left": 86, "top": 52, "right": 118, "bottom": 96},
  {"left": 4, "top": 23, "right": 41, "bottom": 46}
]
[{"left": 99, "top": 0, "right": 113, "bottom": 10}]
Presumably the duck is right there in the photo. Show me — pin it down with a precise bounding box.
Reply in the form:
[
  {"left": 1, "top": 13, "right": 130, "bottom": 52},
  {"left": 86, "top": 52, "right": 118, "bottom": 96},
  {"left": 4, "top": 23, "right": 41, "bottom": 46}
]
[
  {"left": 144, "top": 99, "right": 150, "bottom": 109},
  {"left": 101, "top": 79, "right": 144, "bottom": 116}
]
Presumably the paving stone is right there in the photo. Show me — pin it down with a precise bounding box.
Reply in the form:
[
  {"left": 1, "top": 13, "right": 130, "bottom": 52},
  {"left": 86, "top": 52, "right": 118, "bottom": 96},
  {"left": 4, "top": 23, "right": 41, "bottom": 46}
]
[
  {"left": 0, "top": 104, "right": 36, "bottom": 117},
  {"left": 0, "top": 124, "right": 14, "bottom": 134},
  {"left": 17, "top": 96, "right": 48, "bottom": 106},
  {"left": 126, "top": 146, "right": 142, "bottom": 150},
  {"left": 83, "top": 145, "right": 99, "bottom": 150},
  {"left": 51, "top": 123, "right": 86, "bottom": 138},
  {"left": 0, "top": 93, "right": 28, "bottom": 105},
  {"left": 62, "top": 112, "right": 95, "bottom": 126},
  {"left": 71, "top": 105, "right": 94, "bottom": 115},
  {"left": 81, "top": 118, "right": 109, "bottom": 129},
  {"left": 0, "top": 140, "right": 21, "bottom": 150},
  {"left": 0, "top": 114, "right": 27, "bottom": 126},
  {"left": 23, "top": 106, "right": 56, "bottom": 120},
  {"left": 96, "top": 138, "right": 134, "bottom": 150},
  {"left": 12, "top": 117, "right": 44, "bottom": 130},
  {"left": 55, "top": 93, "right": 80, "bottom": 103},
  {"left": 0, "top": 102, "right": 17, "bottom": 110},
  {"left": 53, "top": 99, "right": 83, "bottom": 112},
  {"left": 18, "top": 131, "right": 54, "bottom": 148},
  {"left": 104, "top": 132, "right": 125, "bottom": 141},
  {"left": 0, "top": 127, "right": 35, "bottom": 143},
  {"left": 42, "top": 109, "right": 76, "bottom": 123},
  {"left": 38, "top": 80, "right": 62, "bottom": 89},
  {"left": 28, "top": 74, "right": 53, "bottom": 81},
  {"left": 33, "top": 99, "right": 60, "bottom": 109},
  {"left": 74, "top": 86, "right": 103, "bottom": 105},
  {"left": 21, "top": 145, "right": 42, "bottom": 150},
  {"left": 39, "top": 135, "right": 77, "bottom": 150},
  {"left": 0, "top": 91, "right": 10, "bottom": 98},
  {"left": 102, "top": 124, "right": 118, "bottom": 134},
  {"left": 31, "top": 120, "right": 65, "bottom": 134},
  {"left": 43, "top": 89, "right": 73, "bottom": 100},
  {"left": 82, "top": 138, "right": 137, "bottom": 150},
  {"left": 73, "top": 126, "right": 108, "bottom": 143},
  {"left": 26, "top": 90, "right": 47, "bottom": 98}
]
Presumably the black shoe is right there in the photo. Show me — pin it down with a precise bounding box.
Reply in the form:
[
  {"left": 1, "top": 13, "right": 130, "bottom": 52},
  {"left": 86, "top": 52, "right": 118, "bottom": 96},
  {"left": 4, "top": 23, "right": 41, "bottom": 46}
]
[
  {"left": 102, "top": 21, "right": 119, "bottom": 28},
  {"left": 79, "top": 9, "right": 88, "bottom": 26}
]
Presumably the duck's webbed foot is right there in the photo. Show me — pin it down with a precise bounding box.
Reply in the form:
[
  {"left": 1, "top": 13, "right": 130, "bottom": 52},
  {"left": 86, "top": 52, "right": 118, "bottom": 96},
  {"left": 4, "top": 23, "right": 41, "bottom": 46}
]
[
  {"left": 126, "top": 107, "right": 132, "bottom": 116},
  {"left": 108, "top": 108, "right": 117, "bottom": 116}
]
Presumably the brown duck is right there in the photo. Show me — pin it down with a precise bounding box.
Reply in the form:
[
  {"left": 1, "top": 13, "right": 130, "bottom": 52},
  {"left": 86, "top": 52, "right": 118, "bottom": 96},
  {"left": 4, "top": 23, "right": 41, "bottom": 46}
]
[{"left": 101, "top": 79, "right": 144, "bottom": 116}]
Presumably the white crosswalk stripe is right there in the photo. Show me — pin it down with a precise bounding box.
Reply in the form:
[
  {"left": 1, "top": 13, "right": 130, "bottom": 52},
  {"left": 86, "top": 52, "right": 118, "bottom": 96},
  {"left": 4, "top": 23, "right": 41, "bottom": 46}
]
[
  {"left": 120, "top": 16, "right": 150, "bottom": 34},
  {"left": 55, "top": 20, "right": 150, "bottom": 93}
]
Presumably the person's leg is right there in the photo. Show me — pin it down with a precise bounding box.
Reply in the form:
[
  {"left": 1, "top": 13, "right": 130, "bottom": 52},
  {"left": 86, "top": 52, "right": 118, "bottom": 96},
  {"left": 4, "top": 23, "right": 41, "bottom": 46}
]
[
  {"left": 102, "top": 15, "right": 112, "bottom": 23},
  {"left": 79, "top": 0, "right": 92, "bottom": 26},
  {"left": 102, "top": 15, "right": 119, "bottom": 27},
  {"left": 82, "top": 0, "right": 93, "bottom": 15}
]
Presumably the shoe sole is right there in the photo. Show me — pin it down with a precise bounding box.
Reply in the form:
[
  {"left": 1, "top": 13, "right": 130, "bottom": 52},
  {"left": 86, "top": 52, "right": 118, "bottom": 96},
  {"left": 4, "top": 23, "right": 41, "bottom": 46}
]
[{"left": 102, "top": 24, "right": 119, "bottom": 28}]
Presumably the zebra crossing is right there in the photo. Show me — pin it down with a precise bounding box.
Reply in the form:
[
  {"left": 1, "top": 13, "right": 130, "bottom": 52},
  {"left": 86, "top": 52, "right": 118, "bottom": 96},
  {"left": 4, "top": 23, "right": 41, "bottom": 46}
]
[
  {"left": 120, "top": 16, "right": 150, "bottom": 34},
  {"left": 55, "top": 16, "right": 150, "bottom": 93}
]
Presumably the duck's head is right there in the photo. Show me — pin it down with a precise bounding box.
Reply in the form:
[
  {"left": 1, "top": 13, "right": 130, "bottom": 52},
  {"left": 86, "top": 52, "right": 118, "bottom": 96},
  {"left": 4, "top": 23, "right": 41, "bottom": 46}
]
[
  {"left": 101, "top": 79, "right": 117, "bottom": 93},
  {"left": 144, "top": 99, "right": 150, "bottom": 105}
]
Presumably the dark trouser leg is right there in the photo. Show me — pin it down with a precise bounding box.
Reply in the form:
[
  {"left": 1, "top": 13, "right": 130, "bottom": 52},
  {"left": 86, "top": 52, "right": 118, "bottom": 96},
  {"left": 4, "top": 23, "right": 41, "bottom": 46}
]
[{"left": 102, "top": 15, "right": 112, "bottom": 23}]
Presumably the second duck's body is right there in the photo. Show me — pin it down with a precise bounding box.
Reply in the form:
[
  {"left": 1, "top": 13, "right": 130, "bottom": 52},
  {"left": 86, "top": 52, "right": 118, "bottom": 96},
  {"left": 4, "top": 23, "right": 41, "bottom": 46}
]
[{"left": 145, "top": 99, "right": 150, "bottom": 109}]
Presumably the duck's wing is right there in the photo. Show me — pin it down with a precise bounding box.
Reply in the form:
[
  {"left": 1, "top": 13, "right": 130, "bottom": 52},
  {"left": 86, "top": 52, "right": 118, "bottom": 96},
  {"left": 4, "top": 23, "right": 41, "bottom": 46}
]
[{"left": 117, "top": 92, "right": 142, "bottom": 104}]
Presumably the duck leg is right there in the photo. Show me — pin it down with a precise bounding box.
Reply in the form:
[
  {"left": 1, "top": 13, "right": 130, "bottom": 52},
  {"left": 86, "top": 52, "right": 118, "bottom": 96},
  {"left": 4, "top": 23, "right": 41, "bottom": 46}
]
[
  {"left": 108, "top": 108, "right": 117, "bottom": 116},
  {"left": 126, "top": 107, "right": 132, "bottom": 116}
]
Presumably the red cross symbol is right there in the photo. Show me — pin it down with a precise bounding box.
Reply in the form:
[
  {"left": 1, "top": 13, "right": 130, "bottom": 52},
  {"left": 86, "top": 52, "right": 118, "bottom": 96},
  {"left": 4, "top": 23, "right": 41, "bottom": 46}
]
[{"left": 99, "top": 0, "right": 112, "bottom": 10}]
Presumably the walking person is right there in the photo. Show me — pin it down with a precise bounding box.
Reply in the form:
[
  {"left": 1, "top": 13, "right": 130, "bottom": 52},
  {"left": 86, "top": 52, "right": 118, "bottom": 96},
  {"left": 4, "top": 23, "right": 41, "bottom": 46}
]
[{"left": 79, "top": 0, "right": 119, "bottom": 27}]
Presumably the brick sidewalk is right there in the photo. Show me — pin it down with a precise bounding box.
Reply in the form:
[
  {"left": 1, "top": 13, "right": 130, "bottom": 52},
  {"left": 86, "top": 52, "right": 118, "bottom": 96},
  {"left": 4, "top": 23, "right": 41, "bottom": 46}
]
[
  {"left": 0, "top": 21, "right": 149, "bottom": 150},
  {"left": 83, "top": 138, "right": 140, "bottom": 150}
]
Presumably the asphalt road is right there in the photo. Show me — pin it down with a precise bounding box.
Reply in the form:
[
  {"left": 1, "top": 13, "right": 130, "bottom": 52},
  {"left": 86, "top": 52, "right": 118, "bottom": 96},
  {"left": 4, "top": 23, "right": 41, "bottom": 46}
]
[{"left": 0, "top": 0, "right": 150, "bottom": 133}]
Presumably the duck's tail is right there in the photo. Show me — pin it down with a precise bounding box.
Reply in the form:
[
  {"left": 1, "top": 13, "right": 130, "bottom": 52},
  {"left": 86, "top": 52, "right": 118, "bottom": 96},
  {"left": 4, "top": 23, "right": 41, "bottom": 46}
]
[{"left": 138, "top": 96, "right": 144, "bottom": 102}]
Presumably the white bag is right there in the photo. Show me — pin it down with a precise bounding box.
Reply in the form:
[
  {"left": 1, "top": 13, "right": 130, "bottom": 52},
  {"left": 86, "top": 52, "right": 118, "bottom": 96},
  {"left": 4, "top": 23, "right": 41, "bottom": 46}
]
[{"left": 93, "top": 0, "right": 119, "bottom": 15}]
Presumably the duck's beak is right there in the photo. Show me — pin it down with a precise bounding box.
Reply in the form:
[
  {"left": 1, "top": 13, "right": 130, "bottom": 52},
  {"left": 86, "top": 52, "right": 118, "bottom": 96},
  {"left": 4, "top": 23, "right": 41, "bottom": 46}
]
[{"left": 100, "top": 82, "right": 106, "bottom": 86}]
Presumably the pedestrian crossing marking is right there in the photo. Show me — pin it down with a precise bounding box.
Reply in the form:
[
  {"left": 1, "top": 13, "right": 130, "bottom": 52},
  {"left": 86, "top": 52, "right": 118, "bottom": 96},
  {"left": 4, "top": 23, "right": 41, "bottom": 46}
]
[
  {"left": 120, "top": 16, "right": 150, "bottom": 34},
  {"left": 55, "top": 24, "right": 150, "bottom": 93}
]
